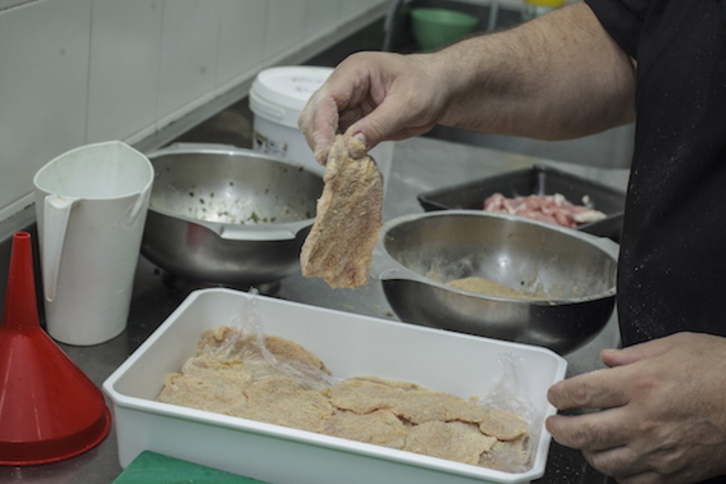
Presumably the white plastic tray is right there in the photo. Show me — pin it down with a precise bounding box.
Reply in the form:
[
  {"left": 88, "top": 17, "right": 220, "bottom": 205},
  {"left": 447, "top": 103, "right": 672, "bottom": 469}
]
[{"left": 103, "top": 288, "right": 567, "bottom": 484}]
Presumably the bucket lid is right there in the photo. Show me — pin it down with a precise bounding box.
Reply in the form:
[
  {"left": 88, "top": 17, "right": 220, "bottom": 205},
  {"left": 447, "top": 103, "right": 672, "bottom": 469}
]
[
  {"left": 249, "top": 66, "right": 334, "bottom": 127},
  {"left": 0, "top": 232, "right": 111, "bottom": 465}
]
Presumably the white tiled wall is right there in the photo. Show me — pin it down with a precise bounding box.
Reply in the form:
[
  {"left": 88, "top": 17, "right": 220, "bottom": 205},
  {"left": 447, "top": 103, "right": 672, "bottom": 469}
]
[
  {"left": 0, "top": 0, "right": 386, "bottom": 224},
  {"left": 87, "top": 1, "right": 162, "bottom": 143},
  {"left": 0, "top": 0, "right": 90, "bottom": 221}
]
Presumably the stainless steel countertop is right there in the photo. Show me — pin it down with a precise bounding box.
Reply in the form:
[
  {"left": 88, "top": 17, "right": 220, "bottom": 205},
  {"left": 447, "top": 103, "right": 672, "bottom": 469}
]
[{"left": 0, "top": 136, "right": 628, "bottom": 483}]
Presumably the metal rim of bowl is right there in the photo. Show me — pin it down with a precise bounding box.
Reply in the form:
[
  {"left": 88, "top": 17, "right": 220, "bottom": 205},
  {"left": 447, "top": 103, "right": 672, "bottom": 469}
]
[{"left": 145, "top": 143, "right": 320, "bottom": 240}]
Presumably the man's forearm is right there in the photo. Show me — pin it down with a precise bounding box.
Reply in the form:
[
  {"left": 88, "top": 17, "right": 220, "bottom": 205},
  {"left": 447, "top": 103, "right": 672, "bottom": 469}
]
[{"left": 431, "top": 1, "right": 636, "bottom": 140}]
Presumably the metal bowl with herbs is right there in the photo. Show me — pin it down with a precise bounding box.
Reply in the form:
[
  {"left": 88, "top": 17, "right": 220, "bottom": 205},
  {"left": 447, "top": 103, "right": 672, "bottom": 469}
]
[{"left": 141, "top": 144, "right": 323, "bottom": 285}]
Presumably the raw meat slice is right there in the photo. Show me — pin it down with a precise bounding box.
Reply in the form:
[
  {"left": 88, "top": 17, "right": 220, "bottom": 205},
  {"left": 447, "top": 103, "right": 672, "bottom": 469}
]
[
  {"left": 483, "top": 192, "right": 606, "bottom": 228},
  {"left": 403, "top": 421, "right": 497, "bottom": 465},
  {"left": 477, "top": 406, "right": 528, "bottom": 441},
  {"left": 240, "top": 375, "right": 333, "bottom": 433},
  {"left": 157, "top": 355, "right": 251, "bottom": 415},
  {"left": 324, "top": 377, "right": 403, "bottom": 414},
  {"left": 300, "top": 135, "right": 383, "bottom": 289},
  {"left": 323, "top": 409, "right": 408, "bottom": 448}
]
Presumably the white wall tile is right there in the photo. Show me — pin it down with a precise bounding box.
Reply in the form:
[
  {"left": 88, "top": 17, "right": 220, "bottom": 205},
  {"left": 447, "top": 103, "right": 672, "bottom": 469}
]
[
  {"left": 158, "top": 0, "right": 220, "bottom": 122},
  {"left": 264, "top": 0, "right": 305, "bottom": 59},
  {"left": 305, "top": 0, "right": 341, "bottom": 41},
  {"left": 341, "top": 0, "right": 385, "bottom": 22},
  {"left": 216, "top": 0, "right": 267, "bottom": 89},
  {"left": 341, "top": 0, "right": 366, "bottom": 22},
  {"left": 87, "top": 0, "right": 163, "bottom": 143},
  {"left": 0, "top": 0, "right": 91, "bottom": 215}
]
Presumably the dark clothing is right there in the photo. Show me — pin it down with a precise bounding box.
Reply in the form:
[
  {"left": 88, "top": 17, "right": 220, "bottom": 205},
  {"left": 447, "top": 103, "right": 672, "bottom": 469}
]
[
  {"left": 584, "top": 0, "right": 726, "bottom": 347},
  {"left": 583, "top": 0, "right": 726, "bottom": 482}
]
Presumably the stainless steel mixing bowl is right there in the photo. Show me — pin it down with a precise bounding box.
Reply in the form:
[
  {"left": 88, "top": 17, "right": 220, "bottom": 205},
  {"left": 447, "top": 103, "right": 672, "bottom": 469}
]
[
  {"left": 141, "top": 144, "right": 323, "bottom": 285},
  {"left": 372, "top": 210, "right": 618, "bottom": 354}
]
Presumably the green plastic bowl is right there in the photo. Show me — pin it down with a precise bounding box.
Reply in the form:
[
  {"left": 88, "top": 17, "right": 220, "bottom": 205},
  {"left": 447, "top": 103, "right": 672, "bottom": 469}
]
[{"left": 411, "top": 8, "right": 479, "bottom": 51}]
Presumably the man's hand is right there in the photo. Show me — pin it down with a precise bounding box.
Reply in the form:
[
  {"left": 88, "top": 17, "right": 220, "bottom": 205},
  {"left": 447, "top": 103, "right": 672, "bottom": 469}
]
[
  {"left": 297, "top": 52, "right": 444, "bottom": 165},
  {"left": 546, "top": 332, "right": 726, "bottom": 483}
]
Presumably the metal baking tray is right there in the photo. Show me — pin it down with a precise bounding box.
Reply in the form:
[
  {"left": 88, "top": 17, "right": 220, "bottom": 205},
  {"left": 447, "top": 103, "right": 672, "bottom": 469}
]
[
  {"left": 103, "top": 288, "right": 567, "bottom": 484},
  {"left": 417, "top": 164, "right": 626, "bottom": 241}
]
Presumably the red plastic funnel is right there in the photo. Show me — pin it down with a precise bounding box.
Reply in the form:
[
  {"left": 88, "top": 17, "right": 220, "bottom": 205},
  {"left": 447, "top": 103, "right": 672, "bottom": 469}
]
[{"left": 0, "top": 232, "right": 111, "bottom": 465}]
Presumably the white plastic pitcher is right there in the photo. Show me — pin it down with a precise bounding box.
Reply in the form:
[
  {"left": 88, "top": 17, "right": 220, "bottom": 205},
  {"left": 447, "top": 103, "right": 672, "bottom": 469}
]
[{"left": 33, "top": 141, "right": 153, "bottom": 345}]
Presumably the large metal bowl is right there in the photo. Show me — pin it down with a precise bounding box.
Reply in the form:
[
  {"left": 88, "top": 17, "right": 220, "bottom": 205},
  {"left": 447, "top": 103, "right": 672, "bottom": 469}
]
[
  {"left": 141, "top": 144, "right": 323, "bottom": 285},
  {"left": 372, "top": 210, "right": 618, "bottom": 354}
]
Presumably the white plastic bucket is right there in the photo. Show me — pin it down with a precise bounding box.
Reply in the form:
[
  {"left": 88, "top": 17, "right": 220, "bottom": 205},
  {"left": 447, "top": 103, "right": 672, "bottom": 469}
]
[{"left": 249, "top": 66, "right": 393, "bottom": 187}]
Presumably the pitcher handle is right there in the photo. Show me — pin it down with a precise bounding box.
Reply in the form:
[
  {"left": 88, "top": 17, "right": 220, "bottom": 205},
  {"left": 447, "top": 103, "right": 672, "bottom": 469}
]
[
  {"left": 42, "top": 195, "right": 77, "bottom": 302},
  {"left": 125, "top": 190, "right": 150, "bottom": 226}
]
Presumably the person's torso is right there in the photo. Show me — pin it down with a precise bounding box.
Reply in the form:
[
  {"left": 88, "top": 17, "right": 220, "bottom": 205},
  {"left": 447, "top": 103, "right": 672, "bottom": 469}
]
[{"left": 610, "top": 0, "right": 726, "bottom": 345}]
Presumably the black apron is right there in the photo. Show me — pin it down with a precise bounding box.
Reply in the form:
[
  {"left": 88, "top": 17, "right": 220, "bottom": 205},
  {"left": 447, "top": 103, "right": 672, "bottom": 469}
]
[
  {"left": 585, "top": 0, "right": 726, "bottom": 345},
  {"left": 581, "top": 0, "right": 726, "bottom": 482}
]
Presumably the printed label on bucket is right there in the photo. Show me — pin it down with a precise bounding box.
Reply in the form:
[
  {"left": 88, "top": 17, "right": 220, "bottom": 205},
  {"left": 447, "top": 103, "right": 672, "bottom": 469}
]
[{"left": 254, "top": 131, "right": 288, "bottom": 159}]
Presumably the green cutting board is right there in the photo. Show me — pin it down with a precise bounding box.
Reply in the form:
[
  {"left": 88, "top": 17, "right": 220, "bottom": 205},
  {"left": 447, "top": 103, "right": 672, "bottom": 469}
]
[{"left": 113, "top": 450, "right": 270, "bottom": 483}]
